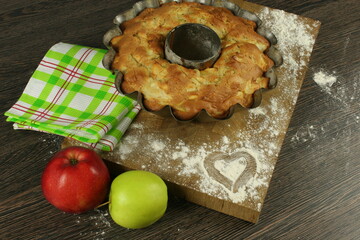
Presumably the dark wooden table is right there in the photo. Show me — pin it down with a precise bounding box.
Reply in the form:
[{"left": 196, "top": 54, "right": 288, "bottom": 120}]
[{"left": 1, "top": 0, "right": 359, "bottom": 239}]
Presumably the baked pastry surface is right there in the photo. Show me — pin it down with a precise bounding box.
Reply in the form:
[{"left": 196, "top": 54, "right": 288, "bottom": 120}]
[{"left": 111, "top": 2, "right": 274, "bottom": 120}]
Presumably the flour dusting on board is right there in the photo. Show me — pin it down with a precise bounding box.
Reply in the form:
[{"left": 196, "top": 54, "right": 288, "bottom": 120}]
[
  {"left": 107, "top": 7, "right": 320, "bottom": 214},
  {"left": 113, "top": 123, "right": 273, "bottom": 208},
  {"left": 258, "top": 8, "right": 319, "bottom": 83}
]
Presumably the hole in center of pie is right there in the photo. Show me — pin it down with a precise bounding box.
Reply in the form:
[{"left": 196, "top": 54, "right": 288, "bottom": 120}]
[{"left": 166, "top": 23, "right": 221, "bottom": 61}]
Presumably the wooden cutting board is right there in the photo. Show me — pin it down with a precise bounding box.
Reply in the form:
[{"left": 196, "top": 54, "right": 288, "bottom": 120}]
[{"left": 63, "top": 0, "right": 320, "bottom": 223}]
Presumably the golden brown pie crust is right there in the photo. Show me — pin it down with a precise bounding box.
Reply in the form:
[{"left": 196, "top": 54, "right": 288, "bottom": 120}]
[{"left": 111, "top": 2, "right": 274, "bottom": 120}]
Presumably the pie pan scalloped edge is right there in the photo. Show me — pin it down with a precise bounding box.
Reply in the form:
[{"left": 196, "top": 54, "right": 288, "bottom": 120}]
[{"left": 102, "top": 0, "right": 283, "bottom": 122}]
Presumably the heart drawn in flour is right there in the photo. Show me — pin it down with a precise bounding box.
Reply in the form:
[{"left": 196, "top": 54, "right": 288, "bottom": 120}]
[{"left": 204, "top": 151, "right": 257, "bottom": 193}]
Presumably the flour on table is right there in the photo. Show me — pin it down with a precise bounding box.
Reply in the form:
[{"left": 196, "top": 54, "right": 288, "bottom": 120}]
[
  {"left": 222, "top": 136, "right": 230, "bottom": 145},
  {"left": 313, "top": 69, "right": 359, "bottom": 108},
  {"left": 151, "top": 140, "right": 166, "bottom": 151},
  {"left": 291, "top": 69, "right": 359, "bottom": 147},
  {"left": 110, "top": 8, "right": 320, "bottom": 212},
  {"left": 290, "top": 124, "right": 325, "bottom": 147},
  {"left": 314, "top": 70, "right": 337, "bottom": 93},
  {"left": 258, "top": 7, "right": 319, "bottom": 83},
  {"left": 129, "top": 122, "right": 144, "bottom": 130},
  {"left": 75, "top": 209, "right": 111, "bottom": 239},
  {"left": 249, "top": 106, "right": 267, "bottom": 116},
  {"left": 214, "top": 159, "right": 247, "bottom": 182},
  {"left": 114, "top": 122, "right": 275, "bottom": 209}
]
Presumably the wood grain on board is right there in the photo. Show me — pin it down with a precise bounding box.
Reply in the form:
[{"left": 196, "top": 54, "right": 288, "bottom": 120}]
[
  {"left": 63, "top": 0, "right": 321, "bottom": 223},
  {"left": 2, "top": 0, "right": 360, "bottom": 239}
]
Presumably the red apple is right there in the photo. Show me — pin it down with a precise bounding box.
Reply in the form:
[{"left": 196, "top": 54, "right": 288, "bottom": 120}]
[{"left": 41, "top": 146, "right": 110, "bottom": 213}]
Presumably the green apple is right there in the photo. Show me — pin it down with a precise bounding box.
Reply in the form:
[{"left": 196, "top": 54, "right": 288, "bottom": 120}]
[{"left": 109, "top": 170, "right": 168, "bottom": 229}]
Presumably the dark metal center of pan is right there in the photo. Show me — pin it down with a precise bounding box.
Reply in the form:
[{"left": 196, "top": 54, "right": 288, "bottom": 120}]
[{"left": 165, "top": 23, "right": 221, "bottom": 70}]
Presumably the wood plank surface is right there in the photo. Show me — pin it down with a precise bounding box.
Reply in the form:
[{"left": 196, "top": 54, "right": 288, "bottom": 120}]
[
  {"left": 1, "top": 0, "right": 359, "bottom": 239},
  {"left": 63, "top": 0, "right": 321, "bottom": 223}
]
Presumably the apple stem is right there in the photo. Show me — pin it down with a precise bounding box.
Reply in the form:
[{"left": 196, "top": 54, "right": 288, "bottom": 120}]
[
  {"left": 70, "top": 159, "right": 78, "bottom": 166},
  {"left": 95, "top": 201, "right": 110, "bottom": 209}
]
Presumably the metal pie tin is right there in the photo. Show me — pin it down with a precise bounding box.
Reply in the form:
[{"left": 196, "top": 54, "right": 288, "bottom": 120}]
[
  {"left": 165, "top": 23, "right": 221, "bottom": 70},
  {"left": 102, "top": 0, "right": 283, "bottom": 122}
]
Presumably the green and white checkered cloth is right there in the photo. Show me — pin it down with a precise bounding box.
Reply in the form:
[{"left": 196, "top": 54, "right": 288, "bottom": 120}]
[{"left": 5, "top": 42, "right": 141, "bottom": 151}]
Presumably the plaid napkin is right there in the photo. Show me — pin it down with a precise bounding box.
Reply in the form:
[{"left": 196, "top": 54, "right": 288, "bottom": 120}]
[{"left": 5, "top": 42, "right": 141, "bottom": 151}]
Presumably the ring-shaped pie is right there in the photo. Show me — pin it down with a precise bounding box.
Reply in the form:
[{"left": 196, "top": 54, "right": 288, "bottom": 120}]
[{"left": 111, "top": 2, "right": 274, "bottom": 120}]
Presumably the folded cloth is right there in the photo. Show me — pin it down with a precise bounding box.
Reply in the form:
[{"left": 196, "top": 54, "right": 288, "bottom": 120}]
[{"left": 5, "top": 42, "right": 141, "bottom": 151}]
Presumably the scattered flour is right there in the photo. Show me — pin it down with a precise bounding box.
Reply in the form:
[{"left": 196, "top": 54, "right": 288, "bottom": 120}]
[
  {"left": 312, "top": 69, "right": 359, "bottom": 108},
  {"left": 314, "top": 70, "right": 337, "bottom": 93},
  {"left": 39, "top": 134, "right": 62, "bottom": 155},
  {"left": 151, "top": 140, "right": 166, "bottom": 151},
  {"left": 129, "top": 122, "right": 144, "bottom": 130},
  {"left": 290, "top": 124, "right": 326, "bottom": 146},
  {"left": 109, "top": 7, "right": 320, "bottom": 212},
  {"left": 290, "top": 69, "right": 359, "bottom": 148},
  {"left": 214, "top": 158, "right": 247, "bottom": 182},
  {"left": 258, "top": 7, "right": 319, "bottom": 82},
  {"left": 76, "top": 209, "right": 111, "bottom": 239},
  {"left": 114, "top": 120, "right": 278, "bottom": 209},
  {"left": 249, "top": 106, "right": 267, "bottom": 116},
  {"left": 222, "top": 135, "right": 230, "bottom": 145}
]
